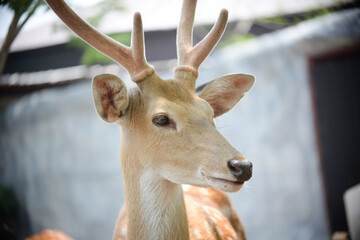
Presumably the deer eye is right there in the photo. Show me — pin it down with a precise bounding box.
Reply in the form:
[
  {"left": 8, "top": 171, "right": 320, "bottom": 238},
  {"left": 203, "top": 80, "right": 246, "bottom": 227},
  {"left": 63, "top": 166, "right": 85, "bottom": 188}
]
[
  {"left": 152, "top": 114, "right": 175, "bottom": 128},
  {"left": 152, "top": 115, "right": 170, "bottom": 126}
]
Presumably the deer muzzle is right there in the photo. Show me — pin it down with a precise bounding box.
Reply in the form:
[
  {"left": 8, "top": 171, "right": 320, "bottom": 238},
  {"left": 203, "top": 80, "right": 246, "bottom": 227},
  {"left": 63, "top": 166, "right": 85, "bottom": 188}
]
[{"left": 227, "top": 160, "right": 253, "bottom": 183}]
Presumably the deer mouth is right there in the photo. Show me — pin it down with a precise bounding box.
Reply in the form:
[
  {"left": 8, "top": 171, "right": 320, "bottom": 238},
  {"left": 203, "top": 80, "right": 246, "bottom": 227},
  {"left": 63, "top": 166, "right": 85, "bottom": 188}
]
[
  {"left": 200, "top": 171, "right": 244, "bottom": 191},
  {"left": 209, "top": 177, "right": 244, "bottom": 185}
]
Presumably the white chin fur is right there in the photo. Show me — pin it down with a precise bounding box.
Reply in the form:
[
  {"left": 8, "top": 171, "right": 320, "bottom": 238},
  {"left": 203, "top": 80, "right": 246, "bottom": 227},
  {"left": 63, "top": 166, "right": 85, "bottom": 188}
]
[
  {"left": 207, "top": 177, "right": 243, "bottom": 192},
  {"left": 199, "top": 170, "right": 243, "bottom": 192}
]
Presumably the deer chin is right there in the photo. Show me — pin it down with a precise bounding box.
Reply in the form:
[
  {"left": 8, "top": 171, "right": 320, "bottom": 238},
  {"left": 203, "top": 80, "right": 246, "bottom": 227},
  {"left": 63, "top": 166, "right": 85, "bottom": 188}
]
[{"left": 200, "top": 171, "right": 243, "bottom": 193}]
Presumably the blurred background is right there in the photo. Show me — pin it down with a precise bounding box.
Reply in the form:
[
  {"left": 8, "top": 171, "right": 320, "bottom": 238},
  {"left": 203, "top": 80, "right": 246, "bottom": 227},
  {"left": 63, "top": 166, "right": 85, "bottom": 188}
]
[{"left": 1, "top": 0, "right": 359, "bottom": 239}]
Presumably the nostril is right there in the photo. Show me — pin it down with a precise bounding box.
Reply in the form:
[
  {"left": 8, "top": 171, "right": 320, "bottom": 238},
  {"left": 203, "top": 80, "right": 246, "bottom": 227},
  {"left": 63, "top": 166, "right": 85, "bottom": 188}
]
[
  {"left": 227, "top": 160, "right": 243, "bottom": 173},
  {"left": 227, "top": 159, "right": 253, "bottom": 182}
]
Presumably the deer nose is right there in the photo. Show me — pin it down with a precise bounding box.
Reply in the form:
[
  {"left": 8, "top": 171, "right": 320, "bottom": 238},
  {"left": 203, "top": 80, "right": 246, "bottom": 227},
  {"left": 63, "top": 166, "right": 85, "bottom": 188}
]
[{"left": 227, "top": 160, "right": 253, "bottom": 182}]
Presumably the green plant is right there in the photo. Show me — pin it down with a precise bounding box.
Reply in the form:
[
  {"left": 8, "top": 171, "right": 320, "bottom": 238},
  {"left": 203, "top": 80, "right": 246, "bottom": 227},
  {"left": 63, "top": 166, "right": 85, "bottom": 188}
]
[
  {"left": 67, "top": 32, "right": 131, "bottom": 65},
  {"left": 220, "top": 34, "right": 255, "bottom": 48},
  {"left": 0, "top": 0, "right": 47, "bottom": 76}
]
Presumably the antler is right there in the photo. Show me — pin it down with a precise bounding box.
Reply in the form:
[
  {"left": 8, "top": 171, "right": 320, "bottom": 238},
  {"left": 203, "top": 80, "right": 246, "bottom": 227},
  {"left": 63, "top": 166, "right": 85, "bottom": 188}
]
[
  {"left": 45, "top": 0, "right": 154, "bottom": 82},
  {"left": 175, "top": 0, "right": 228, "bottom": 89}
]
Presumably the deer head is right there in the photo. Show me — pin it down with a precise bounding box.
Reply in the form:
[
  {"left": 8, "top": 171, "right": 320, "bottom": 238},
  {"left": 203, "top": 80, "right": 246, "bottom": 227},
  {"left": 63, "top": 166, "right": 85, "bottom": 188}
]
[{"left": 45, "top": 0, "right": 254, "bottom": 193}]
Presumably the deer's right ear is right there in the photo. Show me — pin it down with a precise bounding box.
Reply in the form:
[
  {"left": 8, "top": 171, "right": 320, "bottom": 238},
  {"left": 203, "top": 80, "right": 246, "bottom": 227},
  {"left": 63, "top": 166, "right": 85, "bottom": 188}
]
[{"left": 92, "top": 74, "right": 129, "bottom": 123}]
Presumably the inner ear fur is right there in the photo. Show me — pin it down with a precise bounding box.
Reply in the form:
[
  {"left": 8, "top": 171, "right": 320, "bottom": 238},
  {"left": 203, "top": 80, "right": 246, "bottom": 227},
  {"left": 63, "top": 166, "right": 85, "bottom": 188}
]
[
  {"left": 92, "top": 74, "right": 129, "bottom": 123},
  {"left": 199, "top": 74, "right": 254, "bottom": 117}
]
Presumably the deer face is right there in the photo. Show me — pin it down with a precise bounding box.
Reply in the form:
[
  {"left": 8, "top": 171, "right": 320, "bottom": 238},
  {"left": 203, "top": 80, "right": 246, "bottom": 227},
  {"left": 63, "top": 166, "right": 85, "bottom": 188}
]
[
  {"left": 92, "top": 72, "right": 254, "bottom": 192},
  {"left": 45, "top": 0, "right": 255, "bottom": 193}
]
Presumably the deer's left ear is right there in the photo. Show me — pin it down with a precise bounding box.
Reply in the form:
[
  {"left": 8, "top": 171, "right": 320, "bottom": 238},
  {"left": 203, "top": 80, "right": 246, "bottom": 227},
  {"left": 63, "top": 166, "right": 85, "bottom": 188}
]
[{"left": 199, "top": 74, "right": 254, "bottom": 117}]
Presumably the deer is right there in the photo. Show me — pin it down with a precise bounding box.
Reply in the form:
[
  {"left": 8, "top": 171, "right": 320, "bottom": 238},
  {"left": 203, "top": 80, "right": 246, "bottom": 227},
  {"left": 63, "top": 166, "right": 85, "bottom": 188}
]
[{"left": 44, "top": 0, "right": 255, "bottom": 239}]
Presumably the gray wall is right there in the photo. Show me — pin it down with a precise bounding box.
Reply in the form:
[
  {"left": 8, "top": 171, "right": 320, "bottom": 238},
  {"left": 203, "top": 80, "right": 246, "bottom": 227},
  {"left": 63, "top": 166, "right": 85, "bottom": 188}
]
[
  {"left": 1, "top": 9, "right": 359, "bottom": 240},
  {"left": 0, "top": 83, "right": 124, "bottom": 239}
]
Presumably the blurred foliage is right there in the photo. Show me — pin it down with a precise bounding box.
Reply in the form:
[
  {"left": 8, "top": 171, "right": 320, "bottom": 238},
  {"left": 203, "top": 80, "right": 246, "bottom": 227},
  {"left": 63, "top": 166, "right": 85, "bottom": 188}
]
[
  {"left": 221, "top": 4, "right": 346, "bottom": 48},
  {"left": 0, "top": 0, "right": 47, "bottom": 76},
  {"left": 220, "top": 34, "right": 255, "bottom": 48},
  {"left": 66, "top": 0, "right": 128, "bottom": 65},
  {"left": 257, "top": 0, "right": 360, "bottom": 26},
  {"left": 68, "top": 32, "right": 131, "bottom": 65},
  {"left": 258, "top": 8, "right": 333, "bottom": 25},
  {"left": 0, "top": 0, "right": 44, "bottom": 15},
  {"left": 0, "top": 185, "right": 17, "bottom": 240}
]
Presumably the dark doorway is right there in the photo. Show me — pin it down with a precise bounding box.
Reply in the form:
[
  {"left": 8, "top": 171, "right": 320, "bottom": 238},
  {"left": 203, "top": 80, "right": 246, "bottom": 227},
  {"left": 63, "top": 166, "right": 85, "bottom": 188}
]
[{"left": 309, "top": 45, "right": 360, "bottom": 233}]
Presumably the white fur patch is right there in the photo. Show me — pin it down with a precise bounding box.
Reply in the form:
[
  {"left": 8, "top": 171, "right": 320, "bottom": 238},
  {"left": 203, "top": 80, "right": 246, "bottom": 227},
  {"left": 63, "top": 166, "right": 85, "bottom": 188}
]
[
  {"left": 204, "top": 220, "right": 212, "bottom": 234},
  {"left": 182, "top": 184, "right": 191, "bottom": 191},
  {"left": 139, "top": 171, "right": 186, "bottom": 239},
  {"left": 139, "top": 171, "right": 165, "bottom": 239},
  {"left": 193, "top": 229, "right": 202, "bottom": 239},
  {"left": 221, "top": 205, "right": 232, "bottom": 217},
  {"left": 215, "top": 225, "right": 223, "bottom": 237}
]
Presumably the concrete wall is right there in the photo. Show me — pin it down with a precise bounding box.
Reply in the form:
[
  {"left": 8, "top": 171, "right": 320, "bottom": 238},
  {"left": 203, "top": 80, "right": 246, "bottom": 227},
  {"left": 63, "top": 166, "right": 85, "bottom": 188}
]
[{"left": 1, "top": 9, "right": 359, "bottom": 240}]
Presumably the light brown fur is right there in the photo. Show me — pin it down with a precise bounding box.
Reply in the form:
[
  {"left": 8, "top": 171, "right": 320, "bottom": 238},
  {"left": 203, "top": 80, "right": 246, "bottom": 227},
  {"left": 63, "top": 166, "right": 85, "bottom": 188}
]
[
  {"left": 102, "top": 74, "right": 253, "bottom": 240},
  {"left": 114, "top": 185, "right": 245, "bottom": 240},
  {"left": 44, "top": 0, "right": 255, "bottom": 239}
]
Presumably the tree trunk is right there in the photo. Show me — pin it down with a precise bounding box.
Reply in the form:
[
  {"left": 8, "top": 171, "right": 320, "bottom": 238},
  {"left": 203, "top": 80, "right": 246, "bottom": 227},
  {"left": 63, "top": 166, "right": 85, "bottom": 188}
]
[{"left": 0, "top": 13, "right": 21, "bottom": 78}]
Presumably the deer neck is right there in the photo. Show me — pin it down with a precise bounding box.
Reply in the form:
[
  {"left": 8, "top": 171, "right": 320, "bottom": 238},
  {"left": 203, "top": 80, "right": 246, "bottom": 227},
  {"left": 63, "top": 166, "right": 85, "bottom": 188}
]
[{"left": 120, "top": 141, "right": 190, "bottom": 240}]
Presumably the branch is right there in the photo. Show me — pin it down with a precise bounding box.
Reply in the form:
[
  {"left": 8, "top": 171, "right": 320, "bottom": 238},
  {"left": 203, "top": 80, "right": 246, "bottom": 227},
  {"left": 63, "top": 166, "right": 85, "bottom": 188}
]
[
  {"left": 0, "top": 0, "right": 43, "bottom": 77},
  {"left": 0, "top": 12, "right": 21, "bottom": 77},
  {"left": 14, "top": 0, "right": 43, "bottom": 38}
]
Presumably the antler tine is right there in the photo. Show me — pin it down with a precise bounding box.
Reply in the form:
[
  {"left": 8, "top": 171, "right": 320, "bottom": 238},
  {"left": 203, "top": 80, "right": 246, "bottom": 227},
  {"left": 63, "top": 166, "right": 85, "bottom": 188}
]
[
  {"left": 191, "top": 9, "right": 228, "bottom": 70},
  {"left": 45, "top": 0, "right": 154, "bottom": 82},
  {"left": 177, "top": 0, "right": 197, "bottom": 56},
  {"left": 131, "top": 12, "right": 155, "bottom": 82},
  {"left": 175, "top": 0, "right": 228, "bottom": 89}
]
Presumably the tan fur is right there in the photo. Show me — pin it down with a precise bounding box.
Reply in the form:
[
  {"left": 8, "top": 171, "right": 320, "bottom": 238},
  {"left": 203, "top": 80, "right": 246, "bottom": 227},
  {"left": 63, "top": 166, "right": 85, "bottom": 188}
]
[
  {"left": 199, "top": 74, "right": 255, "bottom": 117},
  {"left": 114, "top": 185, "right": 246, "bottom": 240},
  {"left": 95, "top": 73, "right": 253, "bottom": 240}
]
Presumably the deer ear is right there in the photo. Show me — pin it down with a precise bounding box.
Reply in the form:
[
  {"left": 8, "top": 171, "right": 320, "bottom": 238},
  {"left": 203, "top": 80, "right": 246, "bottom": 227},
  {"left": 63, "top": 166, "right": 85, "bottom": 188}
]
[
  {"left": 92, "top": 74, "right": 129, "bottom": 123},
  {"left": 199, "top": 74, "right": 254, "bottom": 118}
]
